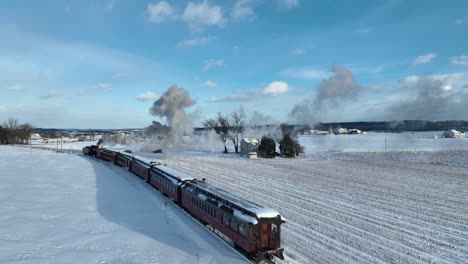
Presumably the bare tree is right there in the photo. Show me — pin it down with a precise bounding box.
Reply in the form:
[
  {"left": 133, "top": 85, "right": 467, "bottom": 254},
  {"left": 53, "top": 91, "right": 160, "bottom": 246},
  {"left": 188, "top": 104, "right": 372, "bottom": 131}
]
[
  {"left": 204, "top": 112, "right": 230, "bottom": 153},
  {"left": 0, "top": 119, "right": 34, "bottom": 144},
  {"left": 229, "top": 111, "right": 245, "bottom": 153}
]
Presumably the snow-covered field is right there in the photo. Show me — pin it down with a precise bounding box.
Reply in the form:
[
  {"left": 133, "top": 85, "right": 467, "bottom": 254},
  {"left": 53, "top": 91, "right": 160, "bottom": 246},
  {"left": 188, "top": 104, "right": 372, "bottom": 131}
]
[
  {"left": 0, "top": 146, "right": 248, "bottom": 264},
  {"left": 143, "top": 151, "right": 468, "bottom": 264}
]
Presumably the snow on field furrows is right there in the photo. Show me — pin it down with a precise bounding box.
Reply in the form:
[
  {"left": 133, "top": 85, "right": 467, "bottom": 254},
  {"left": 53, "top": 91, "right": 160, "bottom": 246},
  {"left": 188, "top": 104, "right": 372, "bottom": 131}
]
[
  {"left": 149, "top": 151, "right": 468, "bottom": 264},
  {"left": 0, "top": 146, "right": 249, "bottom": 264}
]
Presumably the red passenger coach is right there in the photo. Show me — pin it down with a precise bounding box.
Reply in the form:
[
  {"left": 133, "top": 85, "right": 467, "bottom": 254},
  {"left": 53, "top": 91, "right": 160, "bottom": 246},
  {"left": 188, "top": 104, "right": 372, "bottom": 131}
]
[
  {"left": 115, "top": 152, "right": 132, "bottom": 170},
  {"left": 130, "top": 157, "right": 160, "bottom": 181},
  {"left": 149, "top": 165, "right": 194, "bottom": 204},
  {"left": 181, "top": 180, "right": 285, "bottom": 261},
  {"left": 100, "top": 149, "right": 117, "bottom": 163}
]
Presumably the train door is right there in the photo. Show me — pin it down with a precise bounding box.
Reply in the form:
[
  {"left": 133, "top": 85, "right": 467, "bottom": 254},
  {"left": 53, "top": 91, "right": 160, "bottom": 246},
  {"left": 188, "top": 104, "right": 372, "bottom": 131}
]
[
  {"left": 259, "top": 224, "right": 269, "bottom": 248},
  {"left": 270, "top": 223, "right": 278, "bottom": 248}
]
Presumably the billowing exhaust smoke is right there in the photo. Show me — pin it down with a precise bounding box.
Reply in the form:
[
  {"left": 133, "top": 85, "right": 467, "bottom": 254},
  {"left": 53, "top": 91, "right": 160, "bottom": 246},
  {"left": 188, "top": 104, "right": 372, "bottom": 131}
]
[
  {"left": 147, "top": 85, "right": 196, "bottom": 149},
  {"left": 290, "top": 65, "right": 360, "bottom": 125}
]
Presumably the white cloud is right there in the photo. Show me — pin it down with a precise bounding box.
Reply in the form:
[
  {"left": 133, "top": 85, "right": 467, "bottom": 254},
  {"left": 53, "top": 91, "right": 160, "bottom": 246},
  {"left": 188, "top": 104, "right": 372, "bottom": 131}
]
[
  {"left": 148, "top": 1, "right": 175, "bottom": 23},
  {"left": 177, "top": 36, "right": 215, "bottom": 48},
  {"left": 293, "top": 48, "right": 305, "bottom": 55},
  {"left": 203, "top": 59, "right": 224, "bottom": 71},
  {"left": 231, "top": 0, "right": 255, "bottom": 21},
  {"left": 402, "top": 72, "right": 468, "bottom": 90},
  {"left": 281, "top": 68, "right": 330, "bottom": 79},
  {"left": 96, "top": 83, "right": 113, "bottom": 92},
  {"left": 0, "top": 105, "right": 7, "bottom": 113},
  {"left": 450, "top": 55, "right": 468, "bottom": 66},
  {"left": 204, "top": 80, "right": 217, "bottom": 87},
  {"left": 136, "top": 91, "right": 158, "bottom": 102},
  {"left": 7, "top": 85, "right": 26, "bottom": 91},
  {"left": 182, "top": 1, "right": 225, "bottom": 31},
  {"left": 39, "top": 90, "right": 63, "bottom": 99},
  {"left": 263, "top": 81, "right": 289, "bottom": 95},
  {"left": 277, "top": 0, "right": 299, "bottom": 9},
  {"left": 412, "top": 53, "right": 437, "bottom": 65}
]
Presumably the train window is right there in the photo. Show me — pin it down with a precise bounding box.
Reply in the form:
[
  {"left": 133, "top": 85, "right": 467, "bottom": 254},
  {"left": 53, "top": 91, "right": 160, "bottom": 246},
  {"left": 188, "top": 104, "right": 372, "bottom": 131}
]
[
  {"left": 271, "top": 223, "right": 278, "bottom": 240},
  {"left": 239, "top": 223, "right": 248, "bottom": 238},
  {"left": 223, "top": 215, "right": 229, "bottom": 226},
  {"left": 230, "top": 218, "right": 238, "bottom": 232}
]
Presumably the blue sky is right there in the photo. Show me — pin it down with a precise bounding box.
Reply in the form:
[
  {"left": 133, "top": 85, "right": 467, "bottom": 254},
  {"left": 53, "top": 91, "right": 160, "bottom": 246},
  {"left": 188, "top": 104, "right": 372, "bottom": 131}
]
[{"left": 1, "top": 0, "right": 468, "bottom": 128}]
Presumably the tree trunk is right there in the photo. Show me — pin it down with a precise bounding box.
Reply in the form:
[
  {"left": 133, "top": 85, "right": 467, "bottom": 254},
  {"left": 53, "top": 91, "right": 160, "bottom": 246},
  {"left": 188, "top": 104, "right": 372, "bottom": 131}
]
[
  {"left": 224, "top": 145, "right": 228, "bottom": 153},
  {"left": 234, "top": 145, "right": 238, "bottom": 153}
]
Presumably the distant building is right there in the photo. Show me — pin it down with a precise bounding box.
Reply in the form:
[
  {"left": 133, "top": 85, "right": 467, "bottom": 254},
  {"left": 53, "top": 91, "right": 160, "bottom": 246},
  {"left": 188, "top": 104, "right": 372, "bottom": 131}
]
[
  {"left": 240, "top": 138, "right": 259, "bottom": 156},
  {"left": 30, "top": 133, "right": 42, "bottom": 140},
  {"left": 441, "top": 129, "right": 465, "bottom": 138},
  {"left": 348, "top": 129, "right": 362, "bottom": 134}
]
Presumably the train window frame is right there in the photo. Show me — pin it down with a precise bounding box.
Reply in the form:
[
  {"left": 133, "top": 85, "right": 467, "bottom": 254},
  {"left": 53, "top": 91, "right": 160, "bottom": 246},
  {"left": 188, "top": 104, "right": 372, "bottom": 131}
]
[
  {"left": 223, "top": 214, "right": 229, "bottom": 226},
  {"left": 239, "top": 223, "right": 248, "bottom": 238},
  {"left": 230, "top": 218, "right": 238, "bottom": 232}
]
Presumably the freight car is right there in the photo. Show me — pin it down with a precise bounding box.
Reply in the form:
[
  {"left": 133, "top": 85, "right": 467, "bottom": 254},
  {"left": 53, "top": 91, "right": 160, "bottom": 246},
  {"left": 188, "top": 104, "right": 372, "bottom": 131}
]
[{"left": 87, "top": 146, "right": 285, "bottom": 263}]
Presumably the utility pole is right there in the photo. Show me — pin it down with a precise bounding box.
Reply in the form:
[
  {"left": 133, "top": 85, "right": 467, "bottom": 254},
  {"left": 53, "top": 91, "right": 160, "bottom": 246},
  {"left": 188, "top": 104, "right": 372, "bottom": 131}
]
[{"left": 384, "top": 132, "right": 387, "bottom": 151}]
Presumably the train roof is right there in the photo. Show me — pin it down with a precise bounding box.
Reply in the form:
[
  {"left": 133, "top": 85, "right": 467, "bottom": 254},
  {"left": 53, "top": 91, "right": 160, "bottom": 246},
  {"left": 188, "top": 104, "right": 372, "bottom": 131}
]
[
  {"left": 151, "top": 165, "right": 195, "bottom": 184},
  {"left": 186, "top": 180, "right": 283, "bottom": 223},
  {"left": 132, "top": 156, "right": 160, "bottom": 167}
]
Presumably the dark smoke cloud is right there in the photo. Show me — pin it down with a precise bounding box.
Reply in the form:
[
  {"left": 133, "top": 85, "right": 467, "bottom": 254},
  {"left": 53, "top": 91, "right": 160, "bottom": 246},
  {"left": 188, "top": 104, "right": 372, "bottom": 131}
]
[
  {"left": 148, "top": 85, "right": 196, "bottom": 148},
  {"left": 290, "top": 65, "right": 360, "bottom": 124},
  {"left": 384, "top": 76, "right": 468, "bottom": 120},
  {"left": 315, "top": 65, "right": 360, "bottom": 105}
]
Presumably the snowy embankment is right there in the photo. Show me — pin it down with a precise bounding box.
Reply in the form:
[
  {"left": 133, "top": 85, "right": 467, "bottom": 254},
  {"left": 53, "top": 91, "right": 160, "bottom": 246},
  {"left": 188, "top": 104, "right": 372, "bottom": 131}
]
[
  {"left": 0, "top": 146, "right": 248, "bottom": 264},
  {"left": 157, "top": 151, "right": 468, "bottom": 264}
]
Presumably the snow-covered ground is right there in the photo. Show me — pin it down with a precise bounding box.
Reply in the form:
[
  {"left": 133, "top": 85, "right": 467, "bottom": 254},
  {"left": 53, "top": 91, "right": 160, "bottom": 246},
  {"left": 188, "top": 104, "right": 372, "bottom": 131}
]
[
  {"left": 142, "top": 150, "right": 468, "bottom": 264},
  {"left": 0, "top": 146, "right": 249, "bottom": 264},
  {"left": 26, "top": 141, "right": 97, "bottom": 152}
]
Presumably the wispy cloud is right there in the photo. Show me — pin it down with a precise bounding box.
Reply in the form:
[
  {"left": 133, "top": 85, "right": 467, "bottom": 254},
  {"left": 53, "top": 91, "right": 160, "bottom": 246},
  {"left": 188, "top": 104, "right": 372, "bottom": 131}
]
[
  {"left": 231, "top": 0, "right": 255, "bottom": 21},
  {"left": 203, "top": 59, "right": 224, "bottom": 71},
  {"left": 182, "top": 1, "right": 225, "bottom": 31},
  {"left": 39, "top": 90, "right": 63, "bottom": 99},
  {"left": 204, "top": 80, "right": 217, "bottom": 87},
  {"left": 277, "top": 0, "right": 299, "bottom": 9},
  {"left": 450, "top": 55, "right": 468, "bottom": 66},
  {"left": 455, "top": 16, "right": 468, "bottom": 25},
  {"left": 148, "top": 1, "right": 176, "bottom": 23},
  {"left": 292, "top": 48, "right": 305, "bottom": 55},
  {"left": 354, "top": 28, "right": 372, "bottom": 34},
  {"left": 177, "top": 36, "right": 215, "bottom": 48},
  {"left": 412, "top": 53, "right": 437, "bottom": 65},
  {"left": 281, "top": 68, "right": 330, "bottom": 79},
  {"left": 105, "top": 0, "right": 115, "bottom": 10},
  {"left": 96, "top": 83, "right": 113, "bottom": 92},
  {"left": 206, "top": 81, "right": 289, "bottom": 103},
  {"left": 0, "top": 105, "right": 7, "bottom": 113},
  {"left": 136, "top": 91, "right": 158, "bottom": 102},
  {"left": 7, "top": 85, "right": 26, "bottom": 91}
]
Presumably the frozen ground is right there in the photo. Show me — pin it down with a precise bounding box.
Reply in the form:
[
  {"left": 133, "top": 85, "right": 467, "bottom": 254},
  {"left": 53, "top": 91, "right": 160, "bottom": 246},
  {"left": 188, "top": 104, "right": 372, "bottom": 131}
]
[
  {"left": 0, "top": 146, "right": 248, "bottom": 264},
  {"left": 141, "top": 150, "right": 468, "bottom": 264}
]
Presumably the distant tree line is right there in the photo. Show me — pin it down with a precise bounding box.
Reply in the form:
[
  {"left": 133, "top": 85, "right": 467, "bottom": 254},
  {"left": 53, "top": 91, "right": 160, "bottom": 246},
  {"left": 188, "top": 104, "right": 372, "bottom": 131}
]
[
  {"left": 314, "top": 120, "right": 468, "bottom": 132},
  {"left": 0, "top": 118, "right": 34, "bottom": 144}
]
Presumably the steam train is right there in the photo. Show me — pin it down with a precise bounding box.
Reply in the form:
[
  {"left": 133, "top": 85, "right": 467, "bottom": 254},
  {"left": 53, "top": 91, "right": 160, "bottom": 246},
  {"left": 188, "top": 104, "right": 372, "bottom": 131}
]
[{"left": 82, "top": 145, "right": 285, "bottom": 263}]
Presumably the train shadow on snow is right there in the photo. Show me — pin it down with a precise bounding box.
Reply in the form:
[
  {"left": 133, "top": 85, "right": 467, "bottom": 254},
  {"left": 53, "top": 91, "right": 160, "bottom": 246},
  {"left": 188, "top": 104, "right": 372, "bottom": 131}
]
[{"left": 81, "top": 155, "right": 239, "bottom": 260}]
